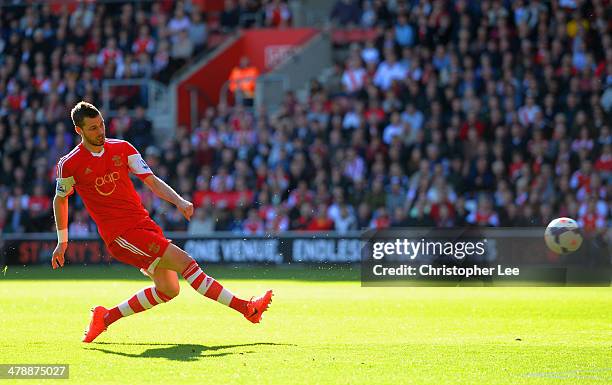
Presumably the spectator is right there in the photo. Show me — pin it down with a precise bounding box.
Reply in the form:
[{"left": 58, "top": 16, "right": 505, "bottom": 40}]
[
  {"left": 130, "top": 106, "right": 154, "bottom": 150},
  {"left": 394, "top": 13, "right": 414, "bottom": 47},
  {"left": 364, "top": 179, "right": 387, "bottom": 210},
  {"left": 386, "top": 180, "right": 405, "bottom": 213},
  {"left": 242, "top": 208, "right": 264, "bottom": 234},
  {"left": 369, "top": 207, "right": 391, "bottom": 229},
  {"left": 69, "top": 209, "right": 94, "bottom": 237},
  {"left": 333, "top": 203, "right": 357, "bottom": 234},
  {"left": 98, "top": 37, "right": 123, "bottom": 68},
  {"left": 5, "top": 187, "right": 29, "bottom": 234},
  {"left": 343, "top": 148, "right": 365, "bottom": 183},
  {"left": 27, "top": 184, "right": 52, "bottom": 232},
  {"left": 467, "top": 197, "right": 500, "bottom": 227},
  {"left": 330, "top": 0, "right": 361, "bottom": 27},
  {"left": 307, "top": 204, "right": 334, "bottom": 231},
  {"left": 171, "top": 30, "right": 194, "bottom": 62},
  {"left": 220, "top": 0, "right": 241, "bottom": 31},
  {"left": 373, "top": 51, "right": 406, "bottom": 90},
  {"left": 132, "top": 25, "right": 155, "bottom": 56},
  {"left": 401, "top": 103, "right": 424, "bottom": 133},
  {"left": 382, "top": 112, "right": 403, "bottom": 145},
  {"left": 292, "top": 202, "right": 313, "bottom": 231},
  {"left": 342, "top": 57, "right": 367, "bottom": 94},
  {"left": 189, "top": 10, "right": 208, "bottom": 51},
  {"left": 237, "top": 0, "right": 261, "bottom": 28},
  {"left": 266, "top": 206, "right": 290, "bottom": 232},
  {"left": 360, "top": 1, "right": 376, "bottom": 28},
  {"left": 264, "top": 0, "right": 291, "bottom": 28},
  {"left": 109, "top": 106, "right": 131, "bottom": 138},
  {"left": 167, "top": 4, "right": 191, "bottom": 43},
  {"left": 228, "top": 57, "right": 259, "bottom": 106},
  {"left": 518, "top": 96, "right": 542, "bottom": 127},
  {"left": 188, "top": 207, "right": 215, "bottom": 235},
  {"left": 361, "top": 39, "right": 379, "bottom": 65}
]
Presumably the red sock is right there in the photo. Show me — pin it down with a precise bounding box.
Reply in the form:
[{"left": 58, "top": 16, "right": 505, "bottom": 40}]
[
  {"left": 104, "top": 307, "right": 123, "bottom": 326},
  {"left": 182, "top": 261, "right": 249, "bottom": 315},
  {"left": 104, "top": 286, "right": 172, "bottom": 327},
  {"left": 229, "top": 297, "right": 249, "bottom": 314}
]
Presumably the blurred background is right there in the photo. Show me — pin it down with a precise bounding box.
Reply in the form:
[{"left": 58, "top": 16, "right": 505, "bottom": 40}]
[{"left": 0, "top": 0, "right": 609, "bottom": 243}]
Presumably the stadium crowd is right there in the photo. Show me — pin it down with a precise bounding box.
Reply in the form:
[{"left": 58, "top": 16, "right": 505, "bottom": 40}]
[
  {"left": 0, "top": 0, "right": 206, "bottom": 234},
  {"left": 0, "top": 0, "right": 610, "bottom": 237}
]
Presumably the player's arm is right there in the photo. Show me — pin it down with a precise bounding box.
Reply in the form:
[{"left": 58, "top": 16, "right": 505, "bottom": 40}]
[
  {"left": 125, "top": 142, "right": 193, "bottom": 221},
  {"left": 52, "top": 195, "right": 68, "bottom": 269},
  {"left": 143, "top": 174, "right": 194, "bottom": 221},
  {"left": 52, "top": 174, "right": 75, "bottom": 269}
]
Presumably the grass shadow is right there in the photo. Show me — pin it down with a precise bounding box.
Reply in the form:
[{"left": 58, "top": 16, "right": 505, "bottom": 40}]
[{"left": 84, "top": 342, "right": 295, "bottom": 361}]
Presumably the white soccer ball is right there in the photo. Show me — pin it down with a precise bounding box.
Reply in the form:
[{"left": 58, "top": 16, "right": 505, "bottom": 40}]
[{"left": 544, "top": 217, "right": 583, "bottom": 254}]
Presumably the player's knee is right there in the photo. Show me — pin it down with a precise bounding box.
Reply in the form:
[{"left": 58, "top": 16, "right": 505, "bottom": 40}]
[
  {"left": 184, "top": 254, "right": 197, "bottom": 267},
  {"left": 166, "top": 285, "right": 180, "bottom": 299},
  {"left": 158, "top": 284, "right": 180, "bottom": 300},
  {"left": 160, "top": 244, "right": 195, "bottom": 273},
  {"left": 177, "top": 253, "right": 198, "bottom": 274}
]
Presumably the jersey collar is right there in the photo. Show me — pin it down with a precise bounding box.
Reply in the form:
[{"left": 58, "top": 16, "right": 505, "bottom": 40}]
[{"left": 80, "top": 141, "right": 105, "bottom": 157}]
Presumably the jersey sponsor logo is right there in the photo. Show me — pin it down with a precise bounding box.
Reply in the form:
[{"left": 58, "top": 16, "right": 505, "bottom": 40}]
[{"left": 95, "top": 171, "right": 120, "bottom": 196}]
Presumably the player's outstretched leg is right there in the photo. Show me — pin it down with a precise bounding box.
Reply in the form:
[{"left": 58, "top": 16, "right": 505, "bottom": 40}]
[
  {"left": 82, "top": 269, "right": 179, "bottom": 343},
  {"left": 158, "top": 243, "right": 273, "bottom": 323}
]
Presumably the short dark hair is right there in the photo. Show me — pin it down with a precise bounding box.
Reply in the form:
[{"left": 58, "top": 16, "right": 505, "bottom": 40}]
[{"left": 71, "top": 101, "right": 102, "bottom": 128}]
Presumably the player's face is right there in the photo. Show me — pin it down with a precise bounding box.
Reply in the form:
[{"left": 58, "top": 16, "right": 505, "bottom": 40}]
[{"left": 79, "top": 115, "right": 106, "bottom": 147}]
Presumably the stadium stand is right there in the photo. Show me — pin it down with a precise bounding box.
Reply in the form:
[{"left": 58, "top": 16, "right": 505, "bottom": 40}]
[{"left": 0, "top": 0, "right": 609, "bottom": 237}]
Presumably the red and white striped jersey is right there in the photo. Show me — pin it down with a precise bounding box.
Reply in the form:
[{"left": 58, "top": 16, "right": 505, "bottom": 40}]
[{"left": 55, "top": 138, "right": 154, "bottom": 245}]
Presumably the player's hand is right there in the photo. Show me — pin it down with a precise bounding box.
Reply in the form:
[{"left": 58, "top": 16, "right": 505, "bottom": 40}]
[
  {"left": 52, "top": 242, "right": 68, "bottom": 269},
  {"left": 177, "top": 199, "right": 194, "bottom": 221}
]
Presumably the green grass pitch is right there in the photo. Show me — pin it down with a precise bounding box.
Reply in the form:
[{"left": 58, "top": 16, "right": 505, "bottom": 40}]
[{"left": 0, "top": 265, "right": 610, "bottom": 384}]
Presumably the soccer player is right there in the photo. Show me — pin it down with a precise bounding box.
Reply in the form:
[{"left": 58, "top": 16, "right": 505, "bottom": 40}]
[{"left": 51, "top": 102, "right": 273, "bottom": 343}]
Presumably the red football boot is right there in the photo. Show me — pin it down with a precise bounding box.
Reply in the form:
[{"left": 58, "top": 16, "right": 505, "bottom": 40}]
[
  {"left": 244, "top": 290, "right": 273, "bottom": 324},
  {"left": 82, "top": 306, "right": 109, "bottom": 343}
]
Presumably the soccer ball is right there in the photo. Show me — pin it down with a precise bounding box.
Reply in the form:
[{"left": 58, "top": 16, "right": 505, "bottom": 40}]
[{"left": 544, "top": 217, "right": 583, "bottom": 254}]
